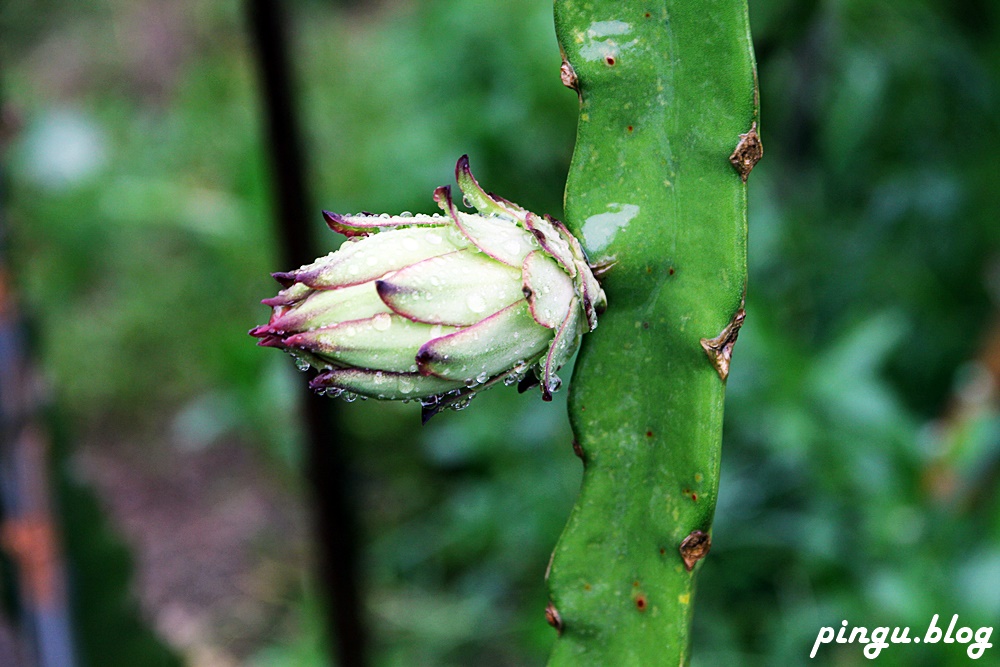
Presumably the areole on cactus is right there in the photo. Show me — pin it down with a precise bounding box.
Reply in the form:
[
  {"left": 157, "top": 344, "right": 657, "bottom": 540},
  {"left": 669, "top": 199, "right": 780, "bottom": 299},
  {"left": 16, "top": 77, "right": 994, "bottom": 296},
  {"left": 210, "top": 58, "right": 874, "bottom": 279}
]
[{"left": 250, "top": 156, "right": 606, "bottom": 420}]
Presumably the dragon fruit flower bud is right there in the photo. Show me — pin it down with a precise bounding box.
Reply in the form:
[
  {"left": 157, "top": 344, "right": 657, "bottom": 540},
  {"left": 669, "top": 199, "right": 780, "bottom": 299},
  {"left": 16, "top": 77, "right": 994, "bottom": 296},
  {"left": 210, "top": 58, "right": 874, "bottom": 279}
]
[{"left": 250, "top": 156, "right": 607, "bottom": 420}]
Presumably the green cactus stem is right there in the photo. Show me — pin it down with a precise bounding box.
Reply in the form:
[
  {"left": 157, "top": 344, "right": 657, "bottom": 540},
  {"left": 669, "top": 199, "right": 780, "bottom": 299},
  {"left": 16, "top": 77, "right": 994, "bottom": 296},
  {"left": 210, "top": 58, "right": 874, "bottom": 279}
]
[{"left": 546, "top": 1, "right": 759, "bottom": 664}]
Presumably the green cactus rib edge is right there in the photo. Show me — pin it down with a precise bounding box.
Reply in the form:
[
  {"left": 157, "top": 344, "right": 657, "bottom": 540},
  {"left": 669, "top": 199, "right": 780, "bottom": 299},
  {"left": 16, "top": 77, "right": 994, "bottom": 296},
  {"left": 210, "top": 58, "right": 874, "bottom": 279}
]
[{"left": 547, "top": 1, "right": 759, "bottom": 665}]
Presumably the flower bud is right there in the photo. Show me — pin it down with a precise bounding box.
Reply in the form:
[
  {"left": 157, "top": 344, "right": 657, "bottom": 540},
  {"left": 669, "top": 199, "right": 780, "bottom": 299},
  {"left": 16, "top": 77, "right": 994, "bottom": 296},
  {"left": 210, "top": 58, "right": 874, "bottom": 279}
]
[{"left": 250, "top": 156, "right": 606, "bottom": 420}]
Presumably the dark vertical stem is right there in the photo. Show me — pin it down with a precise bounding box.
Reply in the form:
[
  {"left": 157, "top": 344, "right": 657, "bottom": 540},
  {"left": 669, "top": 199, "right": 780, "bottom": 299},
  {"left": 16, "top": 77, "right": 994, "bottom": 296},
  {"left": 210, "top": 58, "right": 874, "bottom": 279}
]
[
  {"left": 245, "top": 1, "right": 368, "bottom": 665},
  {"left": 0, "top": 96, "right": 78, "bottom": 666}
]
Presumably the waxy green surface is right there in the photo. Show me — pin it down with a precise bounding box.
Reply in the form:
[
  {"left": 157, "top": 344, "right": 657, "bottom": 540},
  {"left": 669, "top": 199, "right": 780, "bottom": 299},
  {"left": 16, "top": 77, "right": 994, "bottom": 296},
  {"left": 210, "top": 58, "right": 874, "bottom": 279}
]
[{"left": 548, "top": 1, "right": 758, "bottom": 664}]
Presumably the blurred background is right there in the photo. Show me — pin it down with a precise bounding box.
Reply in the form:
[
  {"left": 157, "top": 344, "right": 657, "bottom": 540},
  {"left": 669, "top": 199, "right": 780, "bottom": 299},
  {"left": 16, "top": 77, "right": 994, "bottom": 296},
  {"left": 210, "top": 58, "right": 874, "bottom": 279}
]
[{"left": 1, "top": 0, "right": 998, "bottom": 665}]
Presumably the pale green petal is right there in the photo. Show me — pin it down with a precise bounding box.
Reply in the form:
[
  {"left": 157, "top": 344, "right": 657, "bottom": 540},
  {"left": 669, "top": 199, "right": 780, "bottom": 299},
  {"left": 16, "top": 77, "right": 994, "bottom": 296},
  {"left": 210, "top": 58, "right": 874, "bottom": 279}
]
[
  {"left": 285, "top": 314, "right": 459, "bottom": 373},
  {"left": 416, "top": 300, "right": 552, "bottom": 381},
  {"left": 454, "top": 155, "right": 527, "bottom": 221},
  {"left": 436, "top": 183, "right": 538, "bottom": 267},
  {"left": 377, "top": 249, "right": 524, "bottom": 326},
  {"left": 312, "top": 368, "right": 464, "bottom": 400},
  {"left": 324, "top": 210, "right": 449, "bottom": 236},
  {"left": 541, "top": 296, "right": 584, "bottom": 399},
  {"left": 525, "top": 212, "right": 577, "bottom": 277},
  {"left": 453, "top": 211, "right": 539, "bottom": 267},
  {"left": 522, "top": 250, "right": 575, "bottom": 329},
  {"left": 268, "top": 282, "right": 390, "bottom": 332},
  {"left": 292, "top": 226, "right": 469, "bottom": 288}
]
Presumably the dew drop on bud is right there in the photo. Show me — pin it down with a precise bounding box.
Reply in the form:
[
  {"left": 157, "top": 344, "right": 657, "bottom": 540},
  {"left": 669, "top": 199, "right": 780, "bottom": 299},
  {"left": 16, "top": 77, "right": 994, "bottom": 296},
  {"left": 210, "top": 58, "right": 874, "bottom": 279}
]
[
  {"left": 399, "top": 377, "right": 415, "bottom": 394},
  {"left": 466, "top": 294, "right": 487, "bottom": 313},
  {"left": 462, "top": 194, "right": 473, "bottom": 208},
  {"left": 476, "top": 371, "right": 489, "bottom": 384},
  {"left": 372, "top": 312, "right": 392, "bottom": 331},
  {"left": 400, "top": 211, "right": 413, "bottom": 218},
  {"left": 294, "top": 357, "right": 310, "bottom": 372}
]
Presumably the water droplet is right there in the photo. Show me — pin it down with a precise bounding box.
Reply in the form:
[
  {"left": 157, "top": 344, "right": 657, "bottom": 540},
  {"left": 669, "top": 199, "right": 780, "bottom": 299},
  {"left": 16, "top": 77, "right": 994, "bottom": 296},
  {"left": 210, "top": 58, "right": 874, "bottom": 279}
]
[
  {"left": 342, "top": 392, "right": 358, "bottom": 402},
  {"left": 294, "top": 357, "right": 310, "bottom": 372},
  {"left": 450, "top": 394, "right": 476, "bottom": 411},
  {"left": 466, "top": 294, "right": 487, "bottom": 313},
  {"left": 504, "top": 240, "right": 522, "bottom": 256},
  {"left": 379, "top": 213, "right": 390, "bottom": 219},
  {"left": 371, "top": 312, "right": 392, "bottom": 331},
  {"left": 476, "top": 371, "right": 489, "bottom": 384},
  {"left": 400, "top": 211, "right": 413, "bottom": 218},
  {"left": 462, "top": 194, "right": 473, "bottom": 208},
  {"left": 399, "top": 377, "right": 415, "bottom": 394},
  {"left": 427, "top": 233, "right": 442, "bottom": 245},
  {"left": 402, "top": 237, "right": 419, "bottom": 251}
]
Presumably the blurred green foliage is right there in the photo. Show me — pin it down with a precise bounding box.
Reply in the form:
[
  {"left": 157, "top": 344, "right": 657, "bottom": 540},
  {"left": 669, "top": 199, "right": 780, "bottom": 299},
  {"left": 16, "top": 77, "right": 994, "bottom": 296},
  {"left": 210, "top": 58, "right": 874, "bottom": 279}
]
[{"left": 3, "top": 0, "right": 1000, "bottom": 665}]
